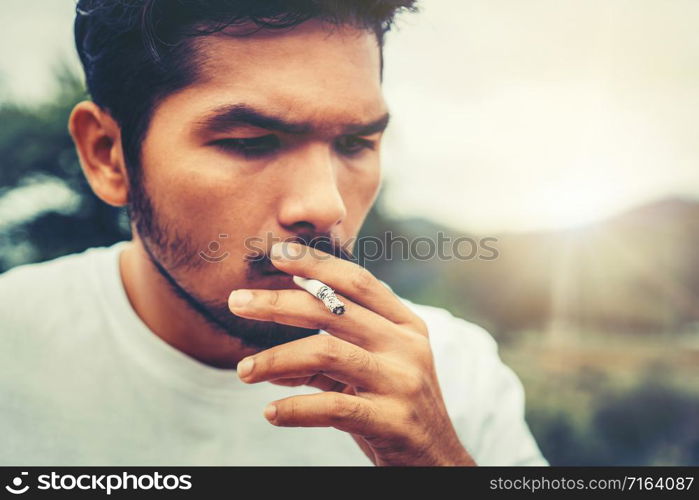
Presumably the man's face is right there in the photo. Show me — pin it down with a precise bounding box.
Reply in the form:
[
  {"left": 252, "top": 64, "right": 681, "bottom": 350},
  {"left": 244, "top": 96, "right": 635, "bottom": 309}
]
[{"left": 130, "top": 20, "right": 388, "bottom": 348}]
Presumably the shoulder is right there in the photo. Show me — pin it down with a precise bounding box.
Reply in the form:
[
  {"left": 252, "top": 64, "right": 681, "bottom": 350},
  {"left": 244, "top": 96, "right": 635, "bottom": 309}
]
[
  {"left": 0, "top": 244, "right": 119, "bottom": 338},
  {"left": 378, "top": 280, "right": 497, "bottom": 357},
  {"left": 394, "top": 293, "right": 548, "bottom": 466},
  {"left": 0, "top": 247, "right": 95, "bottom": 306},
  {"left": 396, "top": 296, "right": 503, "bottom": 408},
  {"left": 399, "top": 297, "right": 498, "bottom": 356}
]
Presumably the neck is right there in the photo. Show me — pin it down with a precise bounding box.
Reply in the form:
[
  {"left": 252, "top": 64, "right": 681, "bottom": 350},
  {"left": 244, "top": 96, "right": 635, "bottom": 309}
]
[{"left": 118, "top": 238, "right": 258, "bottom": 369}]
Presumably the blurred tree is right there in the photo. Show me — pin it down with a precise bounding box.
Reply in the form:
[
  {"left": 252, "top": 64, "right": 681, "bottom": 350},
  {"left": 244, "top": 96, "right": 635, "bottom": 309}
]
[{"left": 0, "top": 64, "right": 129, "bottom": 272}]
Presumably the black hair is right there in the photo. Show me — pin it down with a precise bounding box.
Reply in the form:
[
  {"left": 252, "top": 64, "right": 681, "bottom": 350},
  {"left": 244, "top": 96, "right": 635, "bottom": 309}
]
[{"left": 73, "top": 0, "right": 417, "bottom": 184}]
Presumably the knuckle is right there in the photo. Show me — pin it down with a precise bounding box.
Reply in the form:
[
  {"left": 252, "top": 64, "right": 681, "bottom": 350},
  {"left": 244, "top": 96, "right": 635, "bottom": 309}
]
[
  {"left": 288, "top": 399, "right": 298, "bottom": 423},
  {"left": 401, "top": 370, "right": 427, "bottom": 397},
  {"left": 263, "top": 347, "right": 278, "bottom": 372},
  {"left": 413, "top": 316, "right": 429, "bottom": 336},
  {"left": 348, "top": 348, "right": 376, "bottom": 375},
  {"left": 331, "top": 396, "right": 369, "bottom": 424},
  {"left": 269, "top": 290, "right": 281, "bottom": 309},
  {"left": 268, "top": 290, "right": 288, "bottom": 324},
  {"left": 318, "top": 335, "right": 343, "bottom": 364},
  {"left": 407, "top": 334, "right": 433, "bottom": 365},
  {"left": 351, "top": 266, "right": 375, "bottom": 294},
  {"left": 277, "top": 399, "right": 296, "bottom": 425},
  {"left": 410, "top": 331, "right": 431, "bottom": 350},
  {"left": 329, "top": 396, "right": 346, "bottom": 422}
]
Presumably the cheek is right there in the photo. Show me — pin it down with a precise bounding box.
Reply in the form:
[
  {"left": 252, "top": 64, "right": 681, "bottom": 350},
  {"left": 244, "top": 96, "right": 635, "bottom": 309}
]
[
  {"left": 159, "top": 172, "right": 238, "bottom": 225},
  {"left": 142, "top": 147, "right": 268, "bottom": 240},
  {"left": 338, "top": 162, "right": 381, "bottom": 227}
]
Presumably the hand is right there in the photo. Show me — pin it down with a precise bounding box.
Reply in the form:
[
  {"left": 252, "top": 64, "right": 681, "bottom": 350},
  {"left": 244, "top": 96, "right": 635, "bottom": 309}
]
[{"left": 228, "top": 241, "right": 476, "bottom": 466}]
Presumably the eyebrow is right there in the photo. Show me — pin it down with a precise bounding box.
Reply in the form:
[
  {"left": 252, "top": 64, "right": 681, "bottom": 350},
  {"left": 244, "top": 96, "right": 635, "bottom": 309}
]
[{"left": 193, "top": 104, "right": 391, "bottom": 137}]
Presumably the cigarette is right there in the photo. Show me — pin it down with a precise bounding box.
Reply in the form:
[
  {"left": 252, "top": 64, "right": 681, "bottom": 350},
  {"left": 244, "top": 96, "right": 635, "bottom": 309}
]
[{"left": 292, "top": 276, "right": 345, "bottom": 315}]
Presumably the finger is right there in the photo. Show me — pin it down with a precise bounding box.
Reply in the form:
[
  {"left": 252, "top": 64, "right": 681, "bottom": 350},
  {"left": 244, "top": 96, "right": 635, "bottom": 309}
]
[
  {"left": 270, "top": 241, "right": 422, "bottom": 329},
  {"left": 264, "top": 392, "right": 384, "bottom": 437},
  {"left": 268, "top": 377, "right": 310, "bottom": 387},
  {"left": 237, "top": 335, "right": 389, "bottom": 393},
  {"left": 229, "top": 288, "right": 412, "bottom": 351},
  {"left": 270, "top": 374, "right": 349, "bottom": 393}
]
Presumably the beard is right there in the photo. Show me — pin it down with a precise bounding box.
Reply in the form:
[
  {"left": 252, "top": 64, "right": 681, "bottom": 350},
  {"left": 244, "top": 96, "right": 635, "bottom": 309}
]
[{"left": 126, "top": 173, "right": 354, "bottom": 349}]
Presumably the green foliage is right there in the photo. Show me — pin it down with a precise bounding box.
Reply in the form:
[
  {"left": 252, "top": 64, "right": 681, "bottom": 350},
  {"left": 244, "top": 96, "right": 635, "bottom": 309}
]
[
  {"left": 528, "top": 371, "right": 699, "bottom": 465},
  {"left": 0, "top": 65, "right": 129, "bottom": 271}
]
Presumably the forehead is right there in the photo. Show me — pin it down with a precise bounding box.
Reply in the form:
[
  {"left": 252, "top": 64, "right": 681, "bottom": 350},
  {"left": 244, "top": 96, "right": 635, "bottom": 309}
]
[{"left": 166, "top": 20, "right": 386, "bottom": 127}]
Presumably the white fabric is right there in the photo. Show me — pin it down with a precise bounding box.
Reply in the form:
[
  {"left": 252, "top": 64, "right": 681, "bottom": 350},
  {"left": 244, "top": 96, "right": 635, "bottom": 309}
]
[{"left": 0, "top": 242, "right": 547, "bottom": 466}]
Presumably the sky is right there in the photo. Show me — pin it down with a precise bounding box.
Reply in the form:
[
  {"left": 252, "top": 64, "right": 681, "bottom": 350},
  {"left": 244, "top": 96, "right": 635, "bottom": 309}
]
[{"left": 1, "top": 0, "right": 698, "bottom": 233}]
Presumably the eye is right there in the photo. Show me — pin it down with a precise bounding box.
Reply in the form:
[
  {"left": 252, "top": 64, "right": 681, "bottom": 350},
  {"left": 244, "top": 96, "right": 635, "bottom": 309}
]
[
  {"left": 211, "top": 135, "right": 280, "bottom": 159},
  {"left": 334, "top": 135, "right": 376, "bottom": 157}
]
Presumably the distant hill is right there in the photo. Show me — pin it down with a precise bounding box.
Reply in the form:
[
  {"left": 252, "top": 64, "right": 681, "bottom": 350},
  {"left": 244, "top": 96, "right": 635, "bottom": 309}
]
[{"left": 360, "top": 197, "right": 699, "bottom": 340}]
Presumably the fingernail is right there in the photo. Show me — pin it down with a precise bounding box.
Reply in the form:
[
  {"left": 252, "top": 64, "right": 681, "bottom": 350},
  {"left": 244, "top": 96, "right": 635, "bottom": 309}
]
[
  {"left": 271, "top": 243, "right": 285, "bottom": 260},
  {"left": 229, "top": 290, "right": 253, "bottom": 308},
  {"left": 237, "top": 357, "right": 254, "bottom": 378},
  {"left": 285, "top": 243, "right": 301, "bottom": 259},
  {"left": 264, "top": 403, "right": 277, "bottom": 422},
  {"left": 272, "top": 242, "right": 301, "bottom": 260}
]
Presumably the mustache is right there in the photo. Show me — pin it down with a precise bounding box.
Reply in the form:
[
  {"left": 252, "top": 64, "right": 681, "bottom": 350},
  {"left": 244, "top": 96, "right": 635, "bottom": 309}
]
[{"left": 245, "top": 233, "right": 355, "bottom": 277}]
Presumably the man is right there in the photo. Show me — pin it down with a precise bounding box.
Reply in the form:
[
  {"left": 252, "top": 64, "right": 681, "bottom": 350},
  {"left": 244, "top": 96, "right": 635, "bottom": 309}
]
[{"left": 0, "top": 0, "right": 547, "bottom": 466}]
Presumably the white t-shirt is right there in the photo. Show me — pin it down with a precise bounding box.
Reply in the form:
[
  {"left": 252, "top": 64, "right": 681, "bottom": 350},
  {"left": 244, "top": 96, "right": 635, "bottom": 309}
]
[{"left": 0, "top": 241, "right": 547, "bottom": 466}]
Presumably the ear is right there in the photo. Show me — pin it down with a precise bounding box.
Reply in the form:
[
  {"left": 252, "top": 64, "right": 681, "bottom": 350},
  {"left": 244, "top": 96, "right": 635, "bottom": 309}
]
[{"left": 68, "top": 101, "right": 129, "bottom": 207}]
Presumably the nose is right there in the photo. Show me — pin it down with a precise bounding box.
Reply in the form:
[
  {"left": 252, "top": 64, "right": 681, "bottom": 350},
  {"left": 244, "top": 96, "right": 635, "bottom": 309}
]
[{"left": 276, "top": 143, "right": 347, "bottom": 234}]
